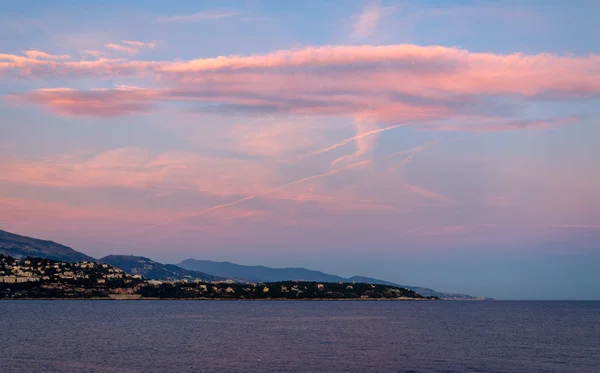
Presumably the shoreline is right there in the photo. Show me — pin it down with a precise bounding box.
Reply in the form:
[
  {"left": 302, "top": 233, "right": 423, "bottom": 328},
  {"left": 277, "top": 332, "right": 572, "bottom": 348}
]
[{"left": 1, "top": 296, "right": 435, "bottom": 301}]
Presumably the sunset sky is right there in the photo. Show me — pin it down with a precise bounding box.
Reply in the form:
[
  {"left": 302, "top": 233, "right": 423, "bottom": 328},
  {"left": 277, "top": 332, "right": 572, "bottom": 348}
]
[{"left": 1, "top": 0, "right": 599, "bottom": 299}]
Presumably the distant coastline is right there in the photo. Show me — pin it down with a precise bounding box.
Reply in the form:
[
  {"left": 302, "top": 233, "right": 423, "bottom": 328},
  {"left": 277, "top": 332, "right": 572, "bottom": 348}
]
[
  {"left": 1, "top": 297, "right": 435, "bottom": 301},
  {"left": 1, "top": 229, "right": 489, "bottom": 300},
  {"left": 1, "top": 255, "right": 437, "bottom": 301}
]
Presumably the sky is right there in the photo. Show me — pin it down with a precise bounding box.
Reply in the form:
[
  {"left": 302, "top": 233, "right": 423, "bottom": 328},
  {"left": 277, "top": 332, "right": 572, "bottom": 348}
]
[{"left": 1, "top": 0, "right": 599, "bottom": 300}]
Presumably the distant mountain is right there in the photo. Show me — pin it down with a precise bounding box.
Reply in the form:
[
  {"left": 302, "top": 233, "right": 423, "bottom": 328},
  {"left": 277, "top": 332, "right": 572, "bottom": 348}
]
[
  {"left": 101, "top": 255, "right": 221, "bottom": 282},
  {"left": 178, "top": 259, "right": 347, "bottom": 283},
  {"left": 344, "top": 276, "right": 467, "bottom": 299},
  {"left": 347, "top": 276, "right": 400, "bottom": 287},
  {"left": 178, "top": 259, "right": 490, "bottom": 300},
  {"left": 0, "top": 229, "right": 489, "bottom": 299},
  {"left": 0, "top": 229, "right": 96, "bottom": 263}
]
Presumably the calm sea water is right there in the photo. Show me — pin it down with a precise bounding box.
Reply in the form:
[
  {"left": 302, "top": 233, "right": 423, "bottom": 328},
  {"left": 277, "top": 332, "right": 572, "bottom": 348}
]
[{"left": 0, "top": 300, "right": 598, "bottom": 373}]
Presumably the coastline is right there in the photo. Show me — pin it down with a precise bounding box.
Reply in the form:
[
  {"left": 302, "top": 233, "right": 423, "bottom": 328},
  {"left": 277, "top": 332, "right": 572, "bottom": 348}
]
[{"left": 1, "top": 296, "right": 436, "bottom": 301}]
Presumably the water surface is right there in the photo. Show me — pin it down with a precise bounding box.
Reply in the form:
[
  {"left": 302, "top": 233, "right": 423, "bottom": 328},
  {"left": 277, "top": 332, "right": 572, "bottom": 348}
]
[{"left": 0, "top": 300, "right": 598, "bottom": 372}]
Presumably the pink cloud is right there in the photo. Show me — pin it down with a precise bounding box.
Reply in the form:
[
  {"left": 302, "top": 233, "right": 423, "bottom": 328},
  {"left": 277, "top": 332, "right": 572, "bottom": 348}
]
[
  {"left": 144, "top": 158, "right": 371, "bottom": 230},
  {"left": 1, "top": 45, "right": 597, "bottom": 93},
  {"left": 121, "top": 40, "right": 157, "bottom": 49},
  {"left": 104, "top": 43, "right": 138, "bottom": 55},
  {"left": 0, "top": 148, "right": 161, "bottom": 189},
  {"left": 22, "top": 50, "right": 71, "bottom": 60},
  {"left": 408, "top": 223, "right": 498, "bottom": 237},
  {"left": 6, "top": 87, "right": 156, "bottom": 117},
  {"left": 549, "top": 224, "right": 600, "bottom": 230},
  {"left": 421, "top": 116, "right": 582, "bottom": 132},
  {"left": 82, "top": 50, "right": 106, "bottom": 58},
  {"left": 105, "top": 40, "right": 157, "bottom": 55},
  {"left": 417, "top": 225, "right": 467, "bottom": 236},
  {"left": 351, "top": 1, "right": 383, "bottom": 39},
  {"left": 227, "top": 119, "right": 326, "bottom": 157},
  {"left": 2, "top": 44, "right": 599, "bottom": 130},
  {"left": 403, "top": 183, "right": 447, "bottom": 201},
  {"left": 0, "top": 148, "right": 281, "bottom": 197},
  {"left": 157, "top": 10, "right": 237, "bottom": 23},
  {"left": 331, "top": 120, "right": 381, "bottom": 165},
  {"left": 306, "top": 123, "right": 403, "bottom": 159},
  {"left": 0, "top": 196, "right": 171, "bottom": 229}
]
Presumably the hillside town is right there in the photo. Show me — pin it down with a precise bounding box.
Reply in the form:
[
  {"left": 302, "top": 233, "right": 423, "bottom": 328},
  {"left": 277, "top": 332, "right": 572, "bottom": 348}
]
[
  {"left": 1, "top": 229, "right": 487, "bottom": 300},
  {"left": 0, "top": 254, "right": 136, "bottom": 283},
  {"left": 0, "top": 254, "right": 146, "bottom": 298},
  {"left": 0, "top": 254, "right": 434, "bottom": 300}
]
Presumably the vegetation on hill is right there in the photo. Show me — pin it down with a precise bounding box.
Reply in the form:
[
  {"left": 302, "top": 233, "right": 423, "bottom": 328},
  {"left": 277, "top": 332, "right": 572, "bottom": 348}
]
[
  {"left": 178, "top": 259, "right": 347, "bottom": 283},
  {"left": 138, "top": 280, "right": 431, "bottom": 300},
  {"left": 0, "top": 254, "right": 435, "bottom": 300},
  {"left": 100, "top": 255, "right": 221, "bottom": 282},
  {"left": 0, "top": 229, "right": 95, "bottom": 263},
  {"left": 0, "top": 229, "right": 489, "bottom": 300},
  {"left": 0, "top": 254, "right": 144, "bottom": 299},
  {"left": 178, "top": 259, "right": 489, "bottom": 300}
]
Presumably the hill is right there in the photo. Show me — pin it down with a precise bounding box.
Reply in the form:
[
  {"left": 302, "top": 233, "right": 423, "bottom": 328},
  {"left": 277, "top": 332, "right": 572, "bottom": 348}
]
[
  {"left": 1, "top": 254, "right": 433, "bottom": 301},
  {"left": 0, "top": 229, "right": 488, "bottom": 300},
  {"left": 178, "top": 259, "right": 489, "bottom": 300},
  {"left": 343, "top": 276, "right": 479, "bottom": 299},
  {"left": 178, "top": 259, "right": 347, "bottom": 283},
  {"left": 0, "top": 229, "right": 95, "bottom": 263},
  {"left": 101, "top": 255, "right": 221, "bottom": 282}
]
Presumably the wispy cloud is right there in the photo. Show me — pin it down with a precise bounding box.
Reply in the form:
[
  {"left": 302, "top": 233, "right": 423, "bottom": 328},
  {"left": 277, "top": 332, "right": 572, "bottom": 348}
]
[
  {"left": 157, "top": 10, "right": 237, "bottom": 23},
  {"left": 332, "top": 119, "right": 381, "bottom": 165},
  {"left": 145, "top": 159, "right": 370, "bottom": 230},
  {"left": 22, "top": 50, "right": 70, "bottom": 60},
  {"left": 409, "top": 223, "right": 499, "bottom": 237},
  {"left": 121, "top": 40, "right": 157, "bottom": 49},
  {"left": 227, "top": 119, "right": 325, "bottom": 157},
  {"left": 420, "top": 117, "right": 582, "bottom": 132},
  {"left": 305, "top": 123, "right": 407, "bottom": 159},
  {"left": 104, "top": 43, "right": 137, "bottom": 55},
  {"left": 3, "top": 45, "right": 599, "bottom": 135},
  {"left": 82, "top": 50, "right": 106, "bottom": 58},
  {"left": 0, "top": 147, "right": 277, "bottom": 196},
  {"left": 549, "top": 224, "right": 600, "bottom": 230},
  {"left": 351, "top": 1, "right": 383, "bottom": 39},
  {"left": 7, "top": 87, "right": 156, "bottom": 117},
  {"left": 417, "top": 225, "right": 467, "bottom": 236},
  {"left": 104, "top": 40, "right": 157, "bottom": 55},
  {"left": 403, "top": 183, "right": 447, "bottom": 201},
  {"left": 0, "top": 196, "right": 163, "bottom": 225}
]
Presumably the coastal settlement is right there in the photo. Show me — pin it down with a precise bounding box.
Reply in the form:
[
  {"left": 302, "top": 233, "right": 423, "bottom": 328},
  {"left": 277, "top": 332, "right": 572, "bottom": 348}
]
[{"left": 0, "top": 254, "right": 435, "bottom": 300}]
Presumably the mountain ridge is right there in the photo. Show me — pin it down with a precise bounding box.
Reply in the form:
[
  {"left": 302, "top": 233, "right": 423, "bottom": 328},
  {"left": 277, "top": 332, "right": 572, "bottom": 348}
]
[
  {"left": 0, "top": 228, "right": 488, "bottom": 299},
  {"left": 178, "top": 259, "right": 489, "bottom": 300},
  {"left": 100, "top": 255, "right": 222, "bottom": 282},
  {"left": 0, "top": 229, "right": 96, "bottom": 263}
]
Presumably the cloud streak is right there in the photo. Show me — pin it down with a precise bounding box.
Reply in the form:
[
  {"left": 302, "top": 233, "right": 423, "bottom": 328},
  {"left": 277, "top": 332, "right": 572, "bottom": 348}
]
[
  {"left": 420, "top": 116, "right": 582, "bottom": 132},
  {"left": 104, "top": 40, "right": 157, "bottom": 55},
  {"left": 351, "top": 1, "right": 383, "bottom": 39},
  {"left": 157, "top": 10, "right": 237, "bottom": 23},
  {"left": 23, "top": 50, "right": 71, "bottom": 60},
  {"left": 7, "top": 87, "right": 156, "bottom": 117},
  {"left": 144, "top": 159, "right": 371, "bottom": 230},
  {"left": 305, "top": 123, "right": 406, "bottom": 159},
  {"left": 2, "top": 44, "right": 599, "bottom": 134},
  {"left": 404, "top": 183, "right": 447, "bottom": 201}
]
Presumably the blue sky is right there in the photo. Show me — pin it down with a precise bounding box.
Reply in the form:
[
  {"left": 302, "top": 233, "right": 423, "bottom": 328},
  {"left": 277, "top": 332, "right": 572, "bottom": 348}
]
[{"left": 1, "top": 0, "right": 599, "bottom": 299}]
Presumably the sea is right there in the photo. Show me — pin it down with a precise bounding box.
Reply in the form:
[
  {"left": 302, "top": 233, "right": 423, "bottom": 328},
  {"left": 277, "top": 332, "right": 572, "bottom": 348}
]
[{"left": 0, "top": 300, "right": 598, "bottom": 373}]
